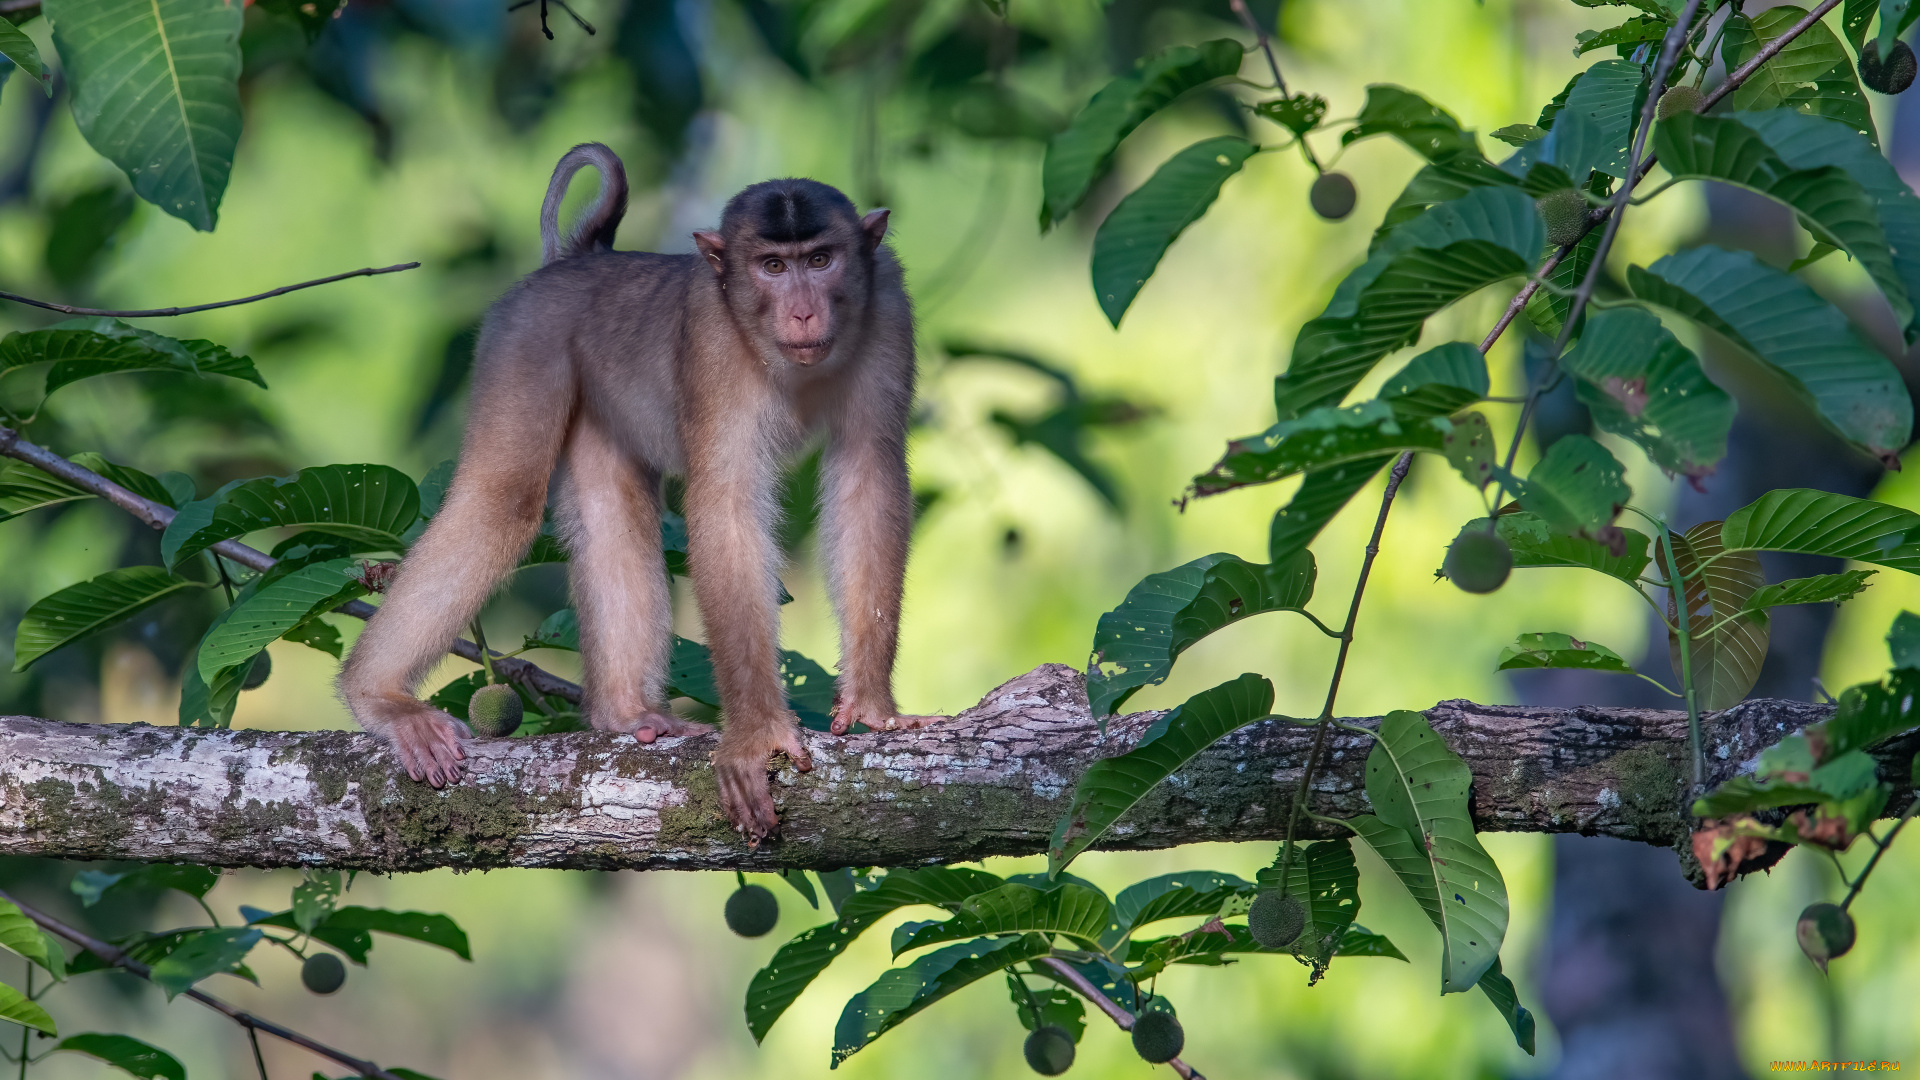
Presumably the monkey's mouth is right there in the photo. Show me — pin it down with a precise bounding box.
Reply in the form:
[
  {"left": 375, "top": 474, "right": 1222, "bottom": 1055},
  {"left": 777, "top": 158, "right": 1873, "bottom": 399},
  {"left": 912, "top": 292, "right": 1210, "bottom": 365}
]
[{"left": 779, "top": 338, "right": 835, "bottom": 365}]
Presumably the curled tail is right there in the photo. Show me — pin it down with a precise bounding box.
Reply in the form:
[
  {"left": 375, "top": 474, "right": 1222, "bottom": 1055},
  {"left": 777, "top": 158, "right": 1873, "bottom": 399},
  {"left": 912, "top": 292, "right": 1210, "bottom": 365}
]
[{"left": 540, "top": 143, "right": 629, "bottom": 265}]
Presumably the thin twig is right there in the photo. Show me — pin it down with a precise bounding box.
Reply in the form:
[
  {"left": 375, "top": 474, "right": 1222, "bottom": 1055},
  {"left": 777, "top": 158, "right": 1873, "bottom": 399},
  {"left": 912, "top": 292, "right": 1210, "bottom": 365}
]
[
  {"left": 1841, "top": 800, "right": 1920, "bottom": 911},
  {"left": 0, "top": 889, "right": 408, "bottom": 1080},
  {"left": 1229, "top": 0, "right": 1288, "bottom": 95},
  {"left": 0, "top": 263, "right": 420, "bottom": 320},
  {"left": 1036, "top": 958, "right": 1204, "bottom": 1080},
  {"left": 0, "top": 423, "right": 582, "bottom": 703}
]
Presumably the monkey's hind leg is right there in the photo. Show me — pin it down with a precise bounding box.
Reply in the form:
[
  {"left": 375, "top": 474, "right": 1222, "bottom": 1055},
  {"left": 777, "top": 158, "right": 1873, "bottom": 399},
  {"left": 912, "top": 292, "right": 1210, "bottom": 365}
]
[{"left": 557, "top": 420, "right": 709, "bottom": 743}]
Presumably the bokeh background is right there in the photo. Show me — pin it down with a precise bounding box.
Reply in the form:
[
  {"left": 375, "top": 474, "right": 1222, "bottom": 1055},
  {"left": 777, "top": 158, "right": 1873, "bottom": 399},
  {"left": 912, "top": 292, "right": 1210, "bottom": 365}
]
[{"left": 0, "top": 0, "right": 1915, "bottom": 1076}]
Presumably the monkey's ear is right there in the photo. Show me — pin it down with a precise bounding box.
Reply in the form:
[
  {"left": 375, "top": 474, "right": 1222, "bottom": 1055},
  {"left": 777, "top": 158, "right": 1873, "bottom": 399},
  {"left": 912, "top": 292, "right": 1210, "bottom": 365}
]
[
  {"left": 692, "top": 230, "right": 727, "bottom": 275},
  {"left": 860, "top": 209, "right": 890, "bottom": 252}
]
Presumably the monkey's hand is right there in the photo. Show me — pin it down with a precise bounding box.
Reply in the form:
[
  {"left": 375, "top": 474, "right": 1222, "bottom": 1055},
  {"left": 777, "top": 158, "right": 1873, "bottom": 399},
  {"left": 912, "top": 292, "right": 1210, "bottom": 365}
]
[
  {"left": 713, "top": 717, "right": 813, "bottom": 843},
  {"left": 382, "top": 703, "right": 472, "bottom": 787},
  {"left": 830, "top": 699, "right": 941, "bottom": 736},
  {"left": 596, "top": 711, "right": 713, "bottom": 744}
]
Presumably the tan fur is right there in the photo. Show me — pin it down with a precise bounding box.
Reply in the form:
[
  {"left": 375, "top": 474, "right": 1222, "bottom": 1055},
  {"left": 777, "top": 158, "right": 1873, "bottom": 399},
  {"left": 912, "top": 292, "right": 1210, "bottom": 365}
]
[{"left": 337, "top": 146, "right": 928, "bottom": 839}]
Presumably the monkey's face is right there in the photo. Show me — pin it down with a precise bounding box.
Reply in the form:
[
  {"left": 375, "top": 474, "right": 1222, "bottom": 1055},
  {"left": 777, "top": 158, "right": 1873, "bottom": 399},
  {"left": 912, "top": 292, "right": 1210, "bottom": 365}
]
[{"left": 740, "top": 240, "right": 858, "bottom": 367}]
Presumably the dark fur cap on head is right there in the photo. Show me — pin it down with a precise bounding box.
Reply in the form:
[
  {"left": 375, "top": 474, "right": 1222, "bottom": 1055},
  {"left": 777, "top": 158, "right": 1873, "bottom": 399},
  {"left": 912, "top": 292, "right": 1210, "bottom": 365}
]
[{"left": 721, "top": 179, "right": 860, "bottom": 243}]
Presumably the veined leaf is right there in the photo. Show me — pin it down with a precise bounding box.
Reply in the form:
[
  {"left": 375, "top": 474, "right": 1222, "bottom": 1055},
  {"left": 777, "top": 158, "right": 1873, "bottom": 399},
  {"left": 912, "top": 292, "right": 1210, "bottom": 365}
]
[
  {"left": 1741, "top": 570, "right": 1876, "bottom": 616},
  {"left": 1103, "top": 872, "right": 1254, "bottom": 949},
  {"left": 146, "top": 927, "right": 260, "bottom": 998},
  {"left": 1496, "top": 511, "right": 1651, "bottom": 581},
  {"left": 44, "top": 0, "right": 244, "bottom": 230},
  {"left": 1575, "top": 15, "right": 1668, "bottom": 56},
  {"left": 1527, "top": 228, "right": 1602, "bottom": 339},
  {"left": 1256, "top": 838, "right": 1361, "bottom": 974},
  {"left": 1721, "top": 489, "right": 1920, "bottom": 573},
  {"left": 1478, "top": 958, "right": 1537, "bottom": 1055},
  {"left": 1655, "top": 112, "right": 1907, "bottom": 330},
  {"left": 891, "top": 884, "right": 1111, "bottom": 956},
  {"left": 1338, "top": 924, "right": 1410, "bottom": 961},
  {"left": 0, "top": 19, "right": 48, "bottom": 95},
  {"left": 1039, "top": 39, "right": 1244, "bottom": 228},
  {"left": 1050, "top": 673, "right": 1274, "bottom": 874},
  {"left": 1275, "top": 185, "right": 1542, "bottom": 420},
  {"left": 54, "top": 1034, "right": 186, "bottom": 1080},
  {"left": 179, "top": 601, "right": 248, "bottom": 728},
  {"left": 1341, "top": 85, "right": 1480, "bottom": 162},
  {"left": 1823, "top": 666, "right": 1920, "bottom": 758},
  {"left": 1722, "top": 7, "right": 1874, "bottom": 145},
  {"left": 14, "top": 567, "right": 205, "bottom": 671},
  {"left": 1497, "top": 632, "right": 1639, "bottom": 675},
  {"left": 1193, "top": 402, "right": 1462, "bottom": 497},
  {"left": 0, "top": 982, "right": 52, "bottom": 1035},
  {"left": 1628, "top": 246, "right": 1910, "bottom": 464},
  {"left": 68, "top": 453, "right": 195, "bottom": 511},
  {"left": 0, "top": 318, "right": 265, "bottom": 398},
  {"left": 832, "top": 934, "right": 1051, "bottom": 1067},
  {"left": 1371, "top": 154, "right": 1519, "bottom": 252},
  {"left": 162, "top": 464, "right": 421, "bottom": 569},
  {"left": 1380, "top": 342, "right": 1490, "bottom": 418},
  {"left": 746, "top": 867, "right": 1005, "bottom": 1043},
  {"left": 1172, "top": 549, "right": 1316, "bottom": 656},
  {"left": 0, "top": 462, "right": 90, "bottom": 523},
  {"left": 0, "top": 899, "right": 60, "bottom": 977},
  {"left": 196, "top": 559, "right": 363, "bottom": 682},
  {"left": 320, "top": 907, "right": 469, "bottom": 959},
  {"left": 1504, "top": 59, "right": 1644, "bottom": 180},
  {"left": 1091, "top": 136, "right": 1255, "bottom": 325},
  {"left": 1007, "top": 976, "right": 1087, "bottom": 1041},
  {"left": 1498, "top": 435, "right": 1630, "bottom": 537},
  {"left": 1348, "top": 710, "right": 1508, "bottom": 994},
  {"left": 1268, "top": 455, "right": 1392, "bottom": 564},
  {"left": 1664, "top": 522, "right": 1769, "bottom": 711},
  {"left": 72, "top": 865, "right": 218, "bottom": 909},
  {"left": 1558, "top": 307, "right": 1734, "bottom": 479}
]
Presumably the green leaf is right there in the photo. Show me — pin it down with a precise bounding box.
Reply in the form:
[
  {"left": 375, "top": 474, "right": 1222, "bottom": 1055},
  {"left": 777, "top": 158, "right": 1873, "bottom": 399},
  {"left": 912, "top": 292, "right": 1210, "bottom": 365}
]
[
  {"left": 69, "top": 453, "right": 194, "bottom": 510},
  {"left": 1497, "top": 632, "right": 1639, "bottom": 675},
  {"left": 1268, "top": 455, "right": 1392, "bottom": 563},
  {"left": 0, "top": 462, "right": 90, "bottom": 524},
  {"left": 1338, "top": 924, "right": 1410, "bottom": 961},
  {"left": 1007, "top": 975, "right": 1086, "bottom": 1041},
  {"left": 292, "top": 871, "right": 342, "bottom": 935},
  {"left": 1740, "top": 570, "right": 1876, "bottom": 617},
  {"left": 1655, "top": 112, "right": 1907, "bottom": 329},
  {"left": 0, "top": 899, "right": 59, "bottom": 977},
  {"left": 1527, "top": 228, "right": 1602, "bottom": 339},
  {"left": 73, "top": 864, "right": 219, "bottom": 907},
  {"left": 1491, "top": 124, "right": 1547, "bottom": 146},
  {"left": 1371, "top": 155, "right": 1520, "bottom": 252},
  {"left": 178, "top": 602, "right": 248, "bottom": 728},
  {"left": 162, "top": 464, "right": 421, "bottom": 569},
  {"left": 1723, "top": 7, "right": 1875, "bottom": 145},
  {"left": 1342, "top": 85, "right": 1480, "bottom": 162},
  {"left": 0, "top": 19, "right": 47, "bottom": 95},
  {"left": 1889, "top": 611, "right": 1920, "bottom": 669},
  {"left": 777, "top": 869, "right": 819, "bottom": 910},
  {"left": 14, "top": 567, "right": 205, "bottom": 671},
  {"left": 833, "top": 934, "right": 1051, "bottom": 1067},
  {"left": 1256, "top": 838, "right": 1361, "bottom": 974},
  {"left": 1506, "top": 59, "right": 1645, "bottom": 180},
  {"left": 1558, "top": 307, "right": 1734, "bottom": 479},
  {"left": 54, "top": 1034, "right": 186, "bottom": 1080},
  {"left": 1477, "top": 958, "right": 1537, "bottom": 1055},
  {"left": 44, "top": 0, "right": 243, "bottom": 230},
  {"left": 1380, "top": 342, "right": 1490, "bottom": 417},
  {"left": 1193, "top": 402, "right": 1465, "bottom": 497},
  {"left": 1091, "top": 136, "right": 1255, "bottom": 325},
  {"left": 1666, "top": 521, "right": 1769, "bottom": 711},
  {"left": 1348, "top": 710, "right": 1509, "bottom": 993},
  {"left": 1824, "top": 667, "right": 1920, "bottom": 759},
  {"left": 1721, "top": 489, "right": 1920, "bottom": 572},
  {"left": 1496, "top": 511, "right": 1651, "bottom": 581},
  {"left": 321, "top": 907, "right": 470, "bottom": 960},
  {"left": 1275, "top": 185, "right": 1543, "bottom": 420},
  {"left": 1172, "top": 550, "right": 1316, "bottom": 658},
  {"left": 1253, "top": 92, "right": 1328, "bottom": 137},
  {"left": 241, "top": 908, "right": 371, "bottom": 965},
  {"left": 746, "top": 867, "right": 1005, "bottom": 1043},
  {"left": 1102, "top": 872, "right": 1253, "bottom": 949},
  {"left": 0, "top": 982, "right": 53, "bottom": 1035},
  {"left": 1039, "top": 39, "right": 1244, "bottom": 228},
  {"left": 1576, "top": 15, "right": 1669, "bottom": 56},
  {"left": 0, "top": 318, "right": 265, "bottom": 398},
  {"left": 196, "top": 560, "right": 362, "bottom": 682},
  {"left": 147, "top": 927, "right": 261, "bottom": 998},
  {"left": 1498, "top": 434, "right": 1631, "bottom": 537},
  {"left": 1050, "top": 673, "right": 1274, "bottom": 874},
  {"left": 891, "top": 884, "right": 1111, "bottom": 956}
]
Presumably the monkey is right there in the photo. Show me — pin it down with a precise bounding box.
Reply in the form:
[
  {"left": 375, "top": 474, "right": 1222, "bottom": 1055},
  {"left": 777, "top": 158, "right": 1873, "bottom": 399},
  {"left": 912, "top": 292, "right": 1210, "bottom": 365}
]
[{"left": 337, "top": 142, "right": 935, "bottom": 841}]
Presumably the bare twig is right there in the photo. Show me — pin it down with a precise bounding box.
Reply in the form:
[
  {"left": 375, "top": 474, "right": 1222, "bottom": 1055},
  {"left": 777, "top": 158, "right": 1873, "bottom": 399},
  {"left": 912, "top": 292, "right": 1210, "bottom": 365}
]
[
  {"left": 0, "top": 423, "right": 583, "bottom": 703},
  {"left": 1229, "top": 0, "right": 1288, "bottom": 95},
  {"left": 1037, "top": 957, "right": 1204, "bottom": 1080},
  {"left": 0, "top": 889, "right": 409, "bottom": 1080},
  {"left": 0, "top": 263, "right": 420, "bottom": 320}
]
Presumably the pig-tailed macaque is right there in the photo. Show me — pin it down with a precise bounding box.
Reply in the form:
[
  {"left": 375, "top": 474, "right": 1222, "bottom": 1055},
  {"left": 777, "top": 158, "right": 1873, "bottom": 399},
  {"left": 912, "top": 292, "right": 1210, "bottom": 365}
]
[{"left": 337, "top": 143, "right": 934, "bottom": 840}]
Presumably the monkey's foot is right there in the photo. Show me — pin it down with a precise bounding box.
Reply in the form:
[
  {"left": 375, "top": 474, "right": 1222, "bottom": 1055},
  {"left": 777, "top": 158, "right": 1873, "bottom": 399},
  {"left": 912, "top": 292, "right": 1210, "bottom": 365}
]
[
  {"left": 598, "top": 711, "right": 713, "bottom": 745},
  {"left": 713, "top": 719, "right": 814, "bottom": 844},
  {"left": 386, "top": 706, "right": 471, "bottom": 787},
  {"left": 830, "top": 700, "right": 942, "bottom": 736}
]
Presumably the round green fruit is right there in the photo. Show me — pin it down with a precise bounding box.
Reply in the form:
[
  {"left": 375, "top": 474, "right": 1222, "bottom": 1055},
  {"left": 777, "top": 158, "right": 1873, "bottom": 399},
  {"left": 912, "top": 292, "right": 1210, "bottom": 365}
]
[
  {"left": 1444, "top": 527, "right": 1513, "bottom": 595},
  {"left": 725, "top": 884, "right": 780, "bottom": 938},
  {"left": 1535, "top": 187, "right": 1589, "bottom": 247},
  {"left": 468, "top": 683, "right": 524, "bottom": 738},
  {"left": 1023, "top": 1025, "right": 1076, "bottom": 1075},
  {"left": 1248, "top": 891, "right": 1307, "bottom": 950},
  {"left": 1309, "top": 172, "right": 1357, "bottom": 221},
  {"left": 241, "top": 651, "right": 271, "bottom": 691},
  {"left": 1130, "top": 1009, "right": 1184, "bottom": 1064},
  {"left": 1860, "top": 39, "right": 1917, "bottom": 94},
  {"left": 1655, "top": 85, "right": 1705, "bottom": 120},
  {"left": 1796, "top": 901, "right": 1856, "bottom": 970},
  {"left": 301, "top": 951, "right": 346, "bottom": 995}
]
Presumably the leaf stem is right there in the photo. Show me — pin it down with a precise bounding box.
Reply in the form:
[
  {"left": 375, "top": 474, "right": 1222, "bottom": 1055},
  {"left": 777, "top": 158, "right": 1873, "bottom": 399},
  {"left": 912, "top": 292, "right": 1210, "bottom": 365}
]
[
  {"left": 1657, "top": 522, "right": 1707, "bottom": 797},
  {"left": 1840, "top": 800, "right": 1920, "bottom": 911},
  {"left": 0, "top": 263, "right": 421, "bottom": 320},
  {"left": 1035, "top": 957, "right": 1203, "bottom": 1080}
]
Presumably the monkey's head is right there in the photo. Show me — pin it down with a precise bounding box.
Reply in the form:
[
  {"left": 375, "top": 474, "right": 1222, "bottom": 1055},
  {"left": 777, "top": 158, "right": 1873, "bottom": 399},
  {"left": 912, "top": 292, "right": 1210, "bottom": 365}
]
[{"left": 694, "top": 179, "right": 890, "bottom": 368}]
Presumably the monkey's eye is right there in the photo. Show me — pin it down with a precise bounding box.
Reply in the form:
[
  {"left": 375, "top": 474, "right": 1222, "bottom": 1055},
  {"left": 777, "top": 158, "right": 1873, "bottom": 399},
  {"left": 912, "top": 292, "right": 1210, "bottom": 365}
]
[
  {"left": 807, "top": 252, "right": 830, "bottom": 269},
  {"left": 763, "top": 258, "right": 787, "bottom": 274}
]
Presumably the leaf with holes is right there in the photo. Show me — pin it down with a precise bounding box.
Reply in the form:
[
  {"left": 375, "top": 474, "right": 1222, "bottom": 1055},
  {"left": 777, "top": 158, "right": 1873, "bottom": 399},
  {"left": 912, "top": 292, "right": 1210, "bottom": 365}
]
[
  {"left": 832, "top": 934, "right": 1052, "bottom": 1067},
  {"left": 1091, "top": 136, "right": 1255, "bottom": 325},
  {"left": 14, "top": 567, "right": 205, "bottom": 671},
  {"left": 162, "top": 464, "right": 421, "bottom": 569},
  {"left": 1050, "top": 673, "right": 1274, "bottom": 874},
  {"left": 891, "top": 884, "right": 1111, "bottom": 956},
  {"left": 1341, "top": 85, "right": 1480, "bottom": 162},
  {"left": 1663, "top": 521, "right": 1770, "bottom": 711},
  {"left": 1722, "top": 7, "right": 1874, "bottom": 145},
  {"left": 1268, "top": 455, "right": 1392, "bottom": 564},
  {"left": 54, "top": 1035, "right": 185, "bottom": 1080},
  {"left": 1275, "top": 186, "right": 1542, "bottom": 420},
  {"left": 1823, "top": 666, "right": 1920, "bottom": 759},
  {"left": 1558, "top": 307, "right": 1734, "bottom": 479},
  {"left": 44, "top": 0, "right": 243, "bottom": 230},
  {"left": 1497, "top": 435, "right": 1630, "bottom": 537},
  {"left": 195, "top": 560, "right": 363, "bottom": 682},
  {"left": 1721, "top": 489, "right": 1920, "bottom": 572},
  {"left": 1380, "top": 342, "right": 1490, "bottom": 418},
  {"left": 1741, "top": 570, "right": 1877, "bottom": 618},
  {"left": 1256, "top": 839, "right": 1361, "bottom": 975},
  {"left": 1493, "top": 511, "right": 1651, "bottom": 582},
  {"left": 1497, "top": 632, "right": 1640, "bottom": 676},
  {"left": 1192, "top": 402, "right": 1463, "bottom": 497},
  {"left": 1348, "top": 709, "right": 1508, "bottom": 993}
]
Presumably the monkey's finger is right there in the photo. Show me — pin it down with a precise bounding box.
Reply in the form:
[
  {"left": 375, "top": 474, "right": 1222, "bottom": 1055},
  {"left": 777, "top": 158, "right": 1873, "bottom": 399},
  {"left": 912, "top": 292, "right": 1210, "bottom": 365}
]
[
  {"left": 779, "top": 731, "right": 814, "bottom": 773},
  {"left": 634, "top": 726, "right": 658, "bottom": 744}
]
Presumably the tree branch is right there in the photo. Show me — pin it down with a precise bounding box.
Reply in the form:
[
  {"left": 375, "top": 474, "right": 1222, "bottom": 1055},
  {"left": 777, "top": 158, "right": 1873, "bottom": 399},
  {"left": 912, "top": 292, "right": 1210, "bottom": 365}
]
[
  {"left": 0, "top": 664, "right": 1901, "bottom": 873},
  {"left": 0, "top": 263, "right": 421, "bottom": 319}
]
